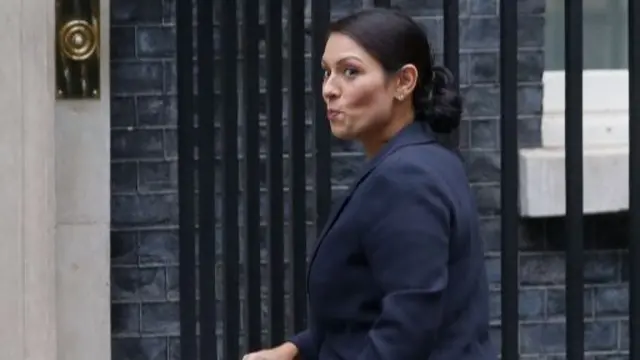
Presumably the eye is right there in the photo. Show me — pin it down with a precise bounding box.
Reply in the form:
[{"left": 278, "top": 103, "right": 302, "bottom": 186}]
[
  {"left": 343, "top": 68, "right": 359, "bottom": 77},
  {"left": 323, "top": 69, "right": 330, "bottom": 79}
]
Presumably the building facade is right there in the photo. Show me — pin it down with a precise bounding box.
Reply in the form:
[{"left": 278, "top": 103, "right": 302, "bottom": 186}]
[{"left": 0, "top": 0, "right": 631, "bottom": 358}]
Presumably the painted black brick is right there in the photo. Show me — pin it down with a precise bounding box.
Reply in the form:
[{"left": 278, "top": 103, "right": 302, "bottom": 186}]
[{"left": 110, "top": 0, "right": 629, "bottom": 358}]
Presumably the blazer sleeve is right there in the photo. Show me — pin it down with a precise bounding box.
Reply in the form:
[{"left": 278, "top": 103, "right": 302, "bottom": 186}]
[
  {"left": 356, "top": 167, "right": 452, "bottom": 360},
  {"left": 289, "top": 329, "right": 317, "bottom": 360}
]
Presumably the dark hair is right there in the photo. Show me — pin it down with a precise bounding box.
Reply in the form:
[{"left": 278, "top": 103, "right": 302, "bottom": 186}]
[{"left": 328, "top": 8, "right": 462, "bottom": 134}]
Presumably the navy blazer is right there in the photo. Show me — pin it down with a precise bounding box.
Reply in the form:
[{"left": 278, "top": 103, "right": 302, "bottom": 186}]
[{"left": 290, "top": 121, "right": 495, "bottom": 360}]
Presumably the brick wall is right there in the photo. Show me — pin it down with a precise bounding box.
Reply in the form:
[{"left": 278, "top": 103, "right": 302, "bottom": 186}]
[{"left": 109, "top": 0, "right": 630, "bottom": 358}]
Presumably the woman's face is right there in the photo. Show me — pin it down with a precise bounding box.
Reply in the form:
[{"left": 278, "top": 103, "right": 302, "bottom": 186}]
[{"left": 321, "top": 33, "right": 397, "bottom": 141}]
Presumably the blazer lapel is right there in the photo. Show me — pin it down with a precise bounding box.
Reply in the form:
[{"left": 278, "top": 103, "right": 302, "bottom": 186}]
[{"left": 307, "top": 121, "right": 437, "bottom": 272}]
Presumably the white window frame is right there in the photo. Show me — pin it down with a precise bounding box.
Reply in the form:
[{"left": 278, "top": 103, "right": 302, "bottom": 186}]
[
  {"left": 518, "top": 0, "right": 630, "bottom": 218},
  {"left": 519, "top": 70, "right": 630, "bottom": 218}
]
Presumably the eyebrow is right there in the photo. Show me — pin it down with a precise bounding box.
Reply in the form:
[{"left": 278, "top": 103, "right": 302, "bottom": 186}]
[{"left": 321, "top": 55, "right": 363, "bottom": 66}]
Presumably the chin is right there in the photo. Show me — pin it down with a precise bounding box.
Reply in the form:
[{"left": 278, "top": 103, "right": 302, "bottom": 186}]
[{"left": 329, "top": 124, "right": 357, "bottom": 140}]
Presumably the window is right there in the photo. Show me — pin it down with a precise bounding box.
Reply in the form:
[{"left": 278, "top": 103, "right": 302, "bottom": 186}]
[
  {"left": 545, "top": 0, "right": 628, "bottom": 70},
  {"left": 541, "top": 0, "right": 629, "bottom": 148}
]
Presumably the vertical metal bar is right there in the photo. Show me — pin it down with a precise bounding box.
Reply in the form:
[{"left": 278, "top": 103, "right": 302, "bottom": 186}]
[
  {"left": 629, "top": 0, "right": 640, "bottom": 357},
  {"left": 288, "top": 0, "right": 308, "bottom": 334},
  {"left": 311, "top": 0, "right": 331, "bottom": 233},
  {"left": 499, "top": 0, "right": 519, "bottom": 359},
  {"left": 176, "top": 0, "right": 196, "bottom": 358},
  {"left": 373, "top": 0, "right": 390, "bottom": 7},
  {"left": 242, "top": 0, "right": 262, "bottom": 352},
  {"left": 197, "top": 0, "right": 216, "bottom": 358},
  {"left": 266, "top": 0, "right": 285, "bottom": 345},
  {"left": 443, "top": 0, "right": 460, "bottom": 83},
  {"left": 565, "top": 0, "right": 584, "bottom": 358},
  {"left": 443, "top": 0, "right": 460, "bottom": 147},
  {"left": 221, "top": 0, "right": 240, "bottom": 357}
]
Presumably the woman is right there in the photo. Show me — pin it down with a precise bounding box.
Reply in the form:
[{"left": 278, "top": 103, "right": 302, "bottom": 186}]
[{"left": 244, "top": 8, "right": 494, "bottom": 360}]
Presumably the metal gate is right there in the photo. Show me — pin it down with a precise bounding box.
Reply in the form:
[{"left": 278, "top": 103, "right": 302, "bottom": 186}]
[{"left": 175, "top": 0, "right": 640, "bottom": 359}]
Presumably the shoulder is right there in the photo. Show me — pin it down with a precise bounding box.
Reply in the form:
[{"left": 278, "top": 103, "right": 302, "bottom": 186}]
[
  {"left": 363, "top": 144, "right": 458, "bottom": 207},
  {"left": 376, "top": 142, "right": 464, "bottom": 185}
]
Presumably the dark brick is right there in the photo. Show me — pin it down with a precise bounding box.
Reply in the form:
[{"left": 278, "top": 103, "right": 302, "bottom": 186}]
[
  {"left": 112, "top": 62, "right": 164, "bottom": 95},
  {"left": 112, "top": 267, "right": 167, "bottom": 301},
  {"left": 484, "top": 256, "right": 501, "bottom": 286},
  {"left": 111, "top": 231, "right": 139, "bottom": 266},
  {"left": 473, "top": 184, "right": 500, "bottom": 216},
  {"left": 521, "top": 254, "right": 565, "bottom": 286},
  {"left": 138, "top": 161, "right": 177, "bottom": 192},
  {"left": 111, "top": 0, "right": 163, "bottom": 25},
  {"left": 112, "top": 129, "right": 166, "bottom": 160},
  {"left": 141, "top": 302, "right": 180, "bottom": 335},
  {"left": 112, "top": 337, "right": 168, "bottom": 360},
  {"left": 479, "top": 217, "right": 500, "bottom": 252},
  {"left": 594, "top": 285, "right": 628, "bottom": 317},
  {"left": 139, "top": 230, "right": 180, "bottom": 265},
  {"left": 518, "top": 15, "right": 545, "bottom": 48},
  {"left": 111, "top": 96, "right": 137, "bottom": 128},
  {"left": 163, "top": 61, "right": 177, "bottom": 95},
  {"left": 490, "top": 288, "right": 544, "bottom": 321},
  {"left": 168, "top": 338, "right": 180, "bottom": 360},
  {"left": 584, "top": 321, "right": 619, "bottom": 352},
  {"left": 166, "top": 267, "right": 179, "bottom": 300},
  {"left": 462, "top": 85, "right": 500, "bottom": 118},
  {"left": 620, "top": 320, "right": 629, "bottom": 350},
  {"left": 518, "top": 51, "right": 544, "bottom": 82},
  {"left": 517, "top": 116, "right": 542, "bottom": 148},
  {"left": 457, "top": 119, "right": 470, "bottom": 149},
  {"left": 111, "top": 26, "right": 136, "bottom": 60},
  {"left": 461, "top": 17, "right": 499, "bottom": 50},
  {"left": 162, "top": 0, "right": 176, "bottom": 24},
  {"left": 330, "top": 0, "right": 362, "bottom": 15},
  {"left": 468, "top": 0, "right": 497, "bottom": 15},
  {"left": 112, "top": 194, "right": 178, "bottom": 228},
  {"left": 546, "top": 287, "right": 594, "bottom": 318},
  {"left": 137, "top": 96, "right": 177, "bottom": 127},
  {"left": 112, "top": 303, "right": 140, "bottom": 335},
  {"left": 459, "top": 54, "right": 472, "bottom": 86},
  {"left": 163, "top": 130, "right": 177, "bottom": 158},
  {"left": 467, "top": 150, "right": 500, "bottom": 183},
  {"left": 390, "top": 0, "right": 446, "bottom": 16},
  {"left": 111, "top": 162, "right": 138, "bottom": 193},
  {"left": 518, "top": 0, "right": 545, "bottom": 14},
  {"left": 518, "top": 85, "right": 543, "bottom": 115},
  {"left": 469, "top": 119, "right": 499, "bottom": 150},
  {"left": 520, "top": 322, "right": 565, "bottom": 354},
  {"left": 469, "top": 52, "right": 498, "bottom": 84},
  {"left": 137, "top": 26, "right": 176, "bottom": 58}
]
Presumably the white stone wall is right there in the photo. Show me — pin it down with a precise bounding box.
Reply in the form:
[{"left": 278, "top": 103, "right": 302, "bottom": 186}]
[{"left": 0, "top": 0, "right": 111, "bottom": 358}]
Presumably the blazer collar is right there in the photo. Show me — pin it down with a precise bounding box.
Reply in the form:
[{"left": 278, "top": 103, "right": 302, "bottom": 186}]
[{"left": 359, "top": 120, "right": 436, "bottom": 177}]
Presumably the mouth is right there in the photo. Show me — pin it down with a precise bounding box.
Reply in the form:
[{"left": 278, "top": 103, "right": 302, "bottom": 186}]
[{"left": 327, "top": 109, "right": 343, "bottom": 121}]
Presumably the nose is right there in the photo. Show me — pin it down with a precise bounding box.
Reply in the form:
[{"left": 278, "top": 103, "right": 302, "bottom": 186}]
[{"left": 322, "top": 76, "right": 339, "bottom": 103}]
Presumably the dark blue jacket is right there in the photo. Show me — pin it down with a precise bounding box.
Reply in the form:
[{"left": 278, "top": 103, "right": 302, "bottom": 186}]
[{"left": 290, "top": 121, "right": 495, "bottom": 360}]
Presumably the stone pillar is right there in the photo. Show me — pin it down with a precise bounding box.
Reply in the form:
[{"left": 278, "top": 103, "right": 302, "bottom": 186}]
[
  {"left": 54, "top": 0, "right": 111, "bottom": 358},
  {"left": 0, "top": 0, "right": 111, "bottom": 358},
  {"left": 0, "top": 0, "right": 57, "bottom": 358}
]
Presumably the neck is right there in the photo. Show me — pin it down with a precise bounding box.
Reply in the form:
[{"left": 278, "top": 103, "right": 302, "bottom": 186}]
[{"left": 361, "top": 108, "right": 414, "bottom": 158}]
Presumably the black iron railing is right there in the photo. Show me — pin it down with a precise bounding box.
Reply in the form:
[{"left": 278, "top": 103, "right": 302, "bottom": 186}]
[{"left": 174, "top": 0, "right": 640, "bottom": 359}]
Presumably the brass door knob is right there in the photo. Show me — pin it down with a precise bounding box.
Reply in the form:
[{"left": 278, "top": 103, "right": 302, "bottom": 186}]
[{"left": 58, "top": 19, "right": 98, "bottom": 61}]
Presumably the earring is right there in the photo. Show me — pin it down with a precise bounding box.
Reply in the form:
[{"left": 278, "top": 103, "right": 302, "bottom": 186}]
[{"left": 396, "top": 94, "right": 405, "bottom": 101}]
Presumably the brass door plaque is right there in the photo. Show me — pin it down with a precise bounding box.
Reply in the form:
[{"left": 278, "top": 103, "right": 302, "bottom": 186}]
[{"left": 55, "top": 0, "right": 100, "bottom": 99}]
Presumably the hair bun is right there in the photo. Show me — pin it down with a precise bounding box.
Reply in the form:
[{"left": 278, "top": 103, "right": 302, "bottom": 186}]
[{"left": 422, "top": 66, "right": 462, "bottom": 134}]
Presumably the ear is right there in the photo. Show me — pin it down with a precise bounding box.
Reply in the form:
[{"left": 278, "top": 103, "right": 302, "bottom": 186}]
[{"left": 393, "top": 64, "right": 418, "bottom": 101}]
